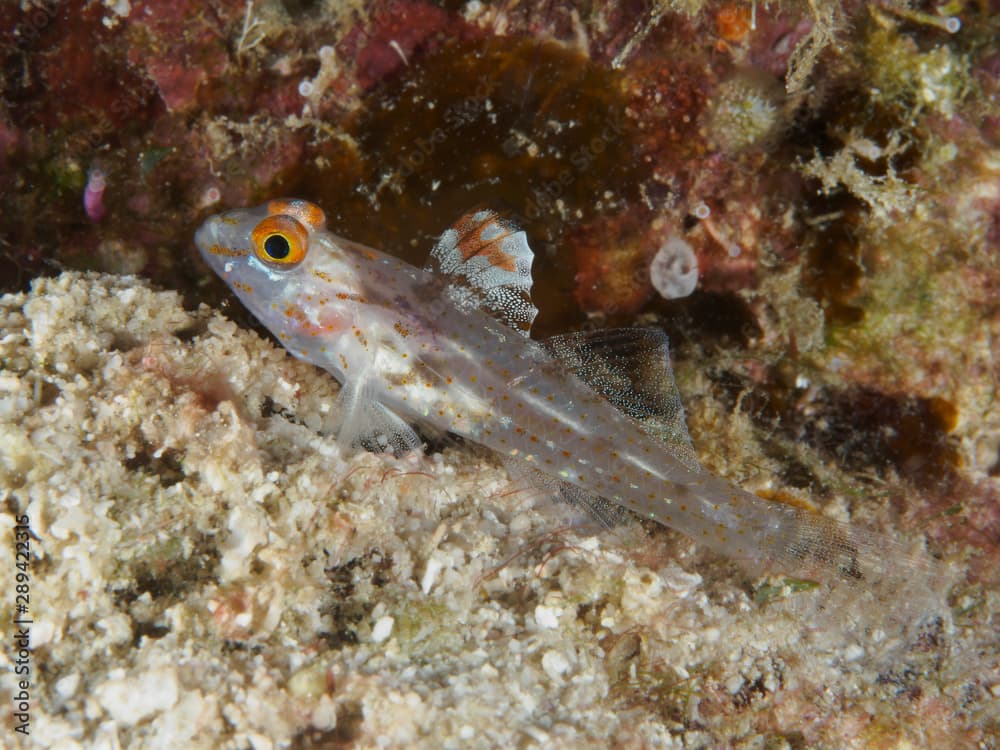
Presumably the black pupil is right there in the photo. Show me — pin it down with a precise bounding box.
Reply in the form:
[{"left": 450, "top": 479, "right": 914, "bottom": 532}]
[{"left": 264, "top": 234, "right": 291, "bottom": 260}]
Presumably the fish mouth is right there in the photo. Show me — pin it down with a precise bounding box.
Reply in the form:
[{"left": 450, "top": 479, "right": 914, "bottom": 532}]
[
  {"left": 194, "top": 218, "right": 219, "bottom": 258},
  {"left": 194, "top": 217, "right": 242, "bottom": 274}
]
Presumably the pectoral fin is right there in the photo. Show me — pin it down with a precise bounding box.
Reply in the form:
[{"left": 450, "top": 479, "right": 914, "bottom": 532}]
[
  {"left": 504, "top": 459, "right": 634, "bottom": 529},
  {"left": 335, "top": 376, "right": 420, "bottom": 456}
]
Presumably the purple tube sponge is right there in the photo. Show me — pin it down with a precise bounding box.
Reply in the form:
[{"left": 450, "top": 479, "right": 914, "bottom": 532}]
[{"left": 84, "top": 168, "right": 107, "bottom": 222}]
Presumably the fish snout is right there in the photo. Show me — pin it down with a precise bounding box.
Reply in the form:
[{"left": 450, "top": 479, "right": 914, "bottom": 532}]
[
  {"left": 194, "top": 217, "right": 221, "bottom": 258},
  {"left": 194, "top": 216, "right": 245, "bottom": 276}
]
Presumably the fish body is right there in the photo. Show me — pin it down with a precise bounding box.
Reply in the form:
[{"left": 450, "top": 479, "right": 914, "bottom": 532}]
[{"left": 196, "top": 199, "right": 926, "bottom": 589}]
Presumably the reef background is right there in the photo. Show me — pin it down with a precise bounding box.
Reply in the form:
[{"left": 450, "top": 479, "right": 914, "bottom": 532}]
[{"left": 1, "top": 1, "right": 998, "bottom": 748}]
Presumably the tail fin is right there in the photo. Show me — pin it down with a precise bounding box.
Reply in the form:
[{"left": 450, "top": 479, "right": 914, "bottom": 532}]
[{"left": 728, "top": 485, "right": 949, "bottom": 636}]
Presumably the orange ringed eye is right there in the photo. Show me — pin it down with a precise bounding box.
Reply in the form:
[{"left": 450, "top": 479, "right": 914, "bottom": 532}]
[{"left": 251, "top": 215, "right": 308, "bottom": 266}]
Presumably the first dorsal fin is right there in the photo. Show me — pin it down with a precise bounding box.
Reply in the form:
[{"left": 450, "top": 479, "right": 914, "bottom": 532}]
[{"left": 424, "top": 209, "right": 538, "bottom": 337}]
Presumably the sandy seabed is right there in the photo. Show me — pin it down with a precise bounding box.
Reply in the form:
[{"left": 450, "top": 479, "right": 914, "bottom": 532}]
[{"left": 0, "top": 273, "right": 993, "bottom": 749}]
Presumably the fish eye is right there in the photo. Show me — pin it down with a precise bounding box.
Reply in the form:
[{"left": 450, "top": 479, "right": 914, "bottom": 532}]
[
  {"left": 251, "top": 215, "right": 309, "bottom": 267},
  {"left": 264, "top": 234, "right": 290, "bottom": 259}
]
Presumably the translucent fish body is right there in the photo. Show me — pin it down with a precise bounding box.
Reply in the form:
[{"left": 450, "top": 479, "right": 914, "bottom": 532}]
[{"left": 195, "top": 199, "right": 929, "bottom": 591}]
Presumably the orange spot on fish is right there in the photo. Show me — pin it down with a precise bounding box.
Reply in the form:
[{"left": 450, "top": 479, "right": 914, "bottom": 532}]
[
  {"left": 311, "top": 269, "right": 334, "bottom": 283},
  {"left": 268, "top": 199, "right": 327, "bottom": 228},
  {"left": 336, "top": 292, "right": 366, "bottom": 303},
  {"left": 209, "top": 244, "right": 247, "bottom": 257}
]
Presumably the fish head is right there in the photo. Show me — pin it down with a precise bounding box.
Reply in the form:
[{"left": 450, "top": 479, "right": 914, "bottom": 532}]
[
  {"left": 195, "top": 198, "right": 328, "bottom": 285},
  {"left": 195, "top": 198, "right": 357, "bottom": 323},
  {"left": 196, "top": 198, "right": 375, "bottom": 358}
]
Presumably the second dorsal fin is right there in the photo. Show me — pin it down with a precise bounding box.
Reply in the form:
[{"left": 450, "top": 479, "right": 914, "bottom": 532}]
[
  {"left": 542, "top": 327, "right": 702, "bottom": 472},
  {"left": 424, "top": 209, "right": 538, "bottom": 337}
]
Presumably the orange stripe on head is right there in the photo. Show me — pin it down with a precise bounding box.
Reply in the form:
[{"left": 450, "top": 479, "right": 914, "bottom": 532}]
[
  {"left": 281, "top": 302, "right": 350, "bottom": 336},
  {"left": 267, "top": 199, "right": 327, "bottom": 230},
  {"left": 209, "top": 244, "right": 247, "bottom": 257}
]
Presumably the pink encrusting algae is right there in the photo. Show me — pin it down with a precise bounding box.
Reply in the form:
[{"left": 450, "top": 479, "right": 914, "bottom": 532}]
[{"left": 195, "top": 198, "right": 940, "bottom": 613}]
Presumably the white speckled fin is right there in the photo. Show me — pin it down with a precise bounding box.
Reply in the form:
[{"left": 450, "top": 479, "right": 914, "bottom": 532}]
[
  {"left": 542, "top": 328, "right": 701, "bottom": 472},
  {"left": 539, "top": 471, "right": 635, "bottom": 528},
  {"left": 335, "top": 376, "right": 420, "bottom": 456},
  {"left": 502, "top": 458, "right": 635, "bottom": 529},
  {"left": 424, "top": 209, "right": 538, "bottom": 337}
]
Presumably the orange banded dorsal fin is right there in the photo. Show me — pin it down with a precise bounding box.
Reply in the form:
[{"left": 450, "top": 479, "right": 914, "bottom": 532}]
[{"left": 424, "top": 209, "right": 538, "bottom": 337}]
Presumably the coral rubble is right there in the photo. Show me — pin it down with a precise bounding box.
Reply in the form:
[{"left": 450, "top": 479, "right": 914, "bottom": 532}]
[{"left": 0, "top": 271, "right": 995, "bottom": 749}]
